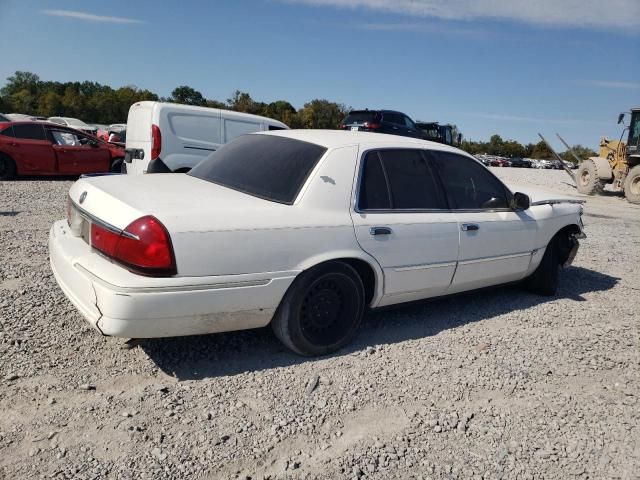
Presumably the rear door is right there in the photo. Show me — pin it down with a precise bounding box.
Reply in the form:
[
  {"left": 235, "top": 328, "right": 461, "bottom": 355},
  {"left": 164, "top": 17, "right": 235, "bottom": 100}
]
[
  {"left": 429, "top": 150, "right": 536, "bottom": 292},
  {"left": 8, "top": 123, "right": 56, "bottom": 173},
  {"left": 125, "top": 102, "right": 154, "bottom": 174},
  {"left": 50, "top": 129, "right": 111, "bottom": 174},
  {"left": 351, "top": 148, "right": 459, "bottom": 305}
]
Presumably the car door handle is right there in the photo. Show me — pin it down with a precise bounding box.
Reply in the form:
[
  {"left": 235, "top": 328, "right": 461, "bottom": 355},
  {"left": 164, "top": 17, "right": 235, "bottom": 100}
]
[
  {"left": 461, "top": 223, "right": 479, "bottom": 231},
  {"left": 370, "top": 226, "right": 392, "bottom": 236}
]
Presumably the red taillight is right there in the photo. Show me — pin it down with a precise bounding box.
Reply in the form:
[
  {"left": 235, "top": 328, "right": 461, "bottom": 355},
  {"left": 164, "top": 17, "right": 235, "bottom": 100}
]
[
  {"left": 365, "top": 122, "right": 381, "bottom": 130},
  {"left": 90, "top": 216, "right": 176, "bottom": 276},
  {"left": 151, "top": 124, "right": 162, "bottom": 160}
]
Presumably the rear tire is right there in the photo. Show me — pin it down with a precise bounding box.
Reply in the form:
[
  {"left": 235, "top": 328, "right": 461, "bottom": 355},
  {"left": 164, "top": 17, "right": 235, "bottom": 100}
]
[
  {"left": 525, "top": 237, "right": 560, "bottom": 296},
  {"left": 624, "top": 165, "right": 640, "bottom": 204},
  {"left": 0, "top": 154, "right": 17, "bottom": 180},
  {"left": 576, "top": 160, "right": 604, "bottom": 195},
  {"left": 271, "top": 262, "right": 365, "bottom": 356}
]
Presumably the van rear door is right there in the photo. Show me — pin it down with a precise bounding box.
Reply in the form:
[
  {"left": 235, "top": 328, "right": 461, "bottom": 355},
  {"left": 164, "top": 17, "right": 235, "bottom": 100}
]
[{"left": 124, "top": 102, "right": 153, "bottom": 174}]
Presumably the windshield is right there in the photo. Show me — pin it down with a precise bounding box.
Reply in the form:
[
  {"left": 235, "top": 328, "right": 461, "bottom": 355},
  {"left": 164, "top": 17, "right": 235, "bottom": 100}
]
[
  {"left": 629, "top": 111, "right": 640, "bottom": 148},
  {"left": 189, "top": 134, "right": 327, "bottom": 204}
]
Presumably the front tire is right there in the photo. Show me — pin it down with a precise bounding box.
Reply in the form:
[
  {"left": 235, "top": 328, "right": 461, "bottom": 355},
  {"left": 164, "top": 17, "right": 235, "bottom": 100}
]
[
  {"left": 271, "top": 262, "right": 365, "bottom": 356},
  {"left": 576, "top": 160, "right": 604, "bottom": 195},
  {"left": 0, "top": 154, "right": 17, "bottom": 180},
  {"left": 525, "top": 237, "right": 560, "bottom": 296},
  {"left": 624, "top": 165, "right": 640, "bottom": 204},
  {"left": 110, "top": 158, "right": 124, "bottom": 173}
]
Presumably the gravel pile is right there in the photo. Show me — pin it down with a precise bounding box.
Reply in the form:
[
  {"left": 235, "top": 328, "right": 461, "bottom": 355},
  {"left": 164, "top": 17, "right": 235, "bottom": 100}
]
[{"left": 1, "top": 169, "right": 638, "bottom": 479}]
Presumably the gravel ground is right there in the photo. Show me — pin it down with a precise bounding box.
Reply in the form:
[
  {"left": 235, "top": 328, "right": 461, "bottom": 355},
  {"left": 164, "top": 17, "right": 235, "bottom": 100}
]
[{"left": 1, "top": 169, "right": 639, "bottom": 480}]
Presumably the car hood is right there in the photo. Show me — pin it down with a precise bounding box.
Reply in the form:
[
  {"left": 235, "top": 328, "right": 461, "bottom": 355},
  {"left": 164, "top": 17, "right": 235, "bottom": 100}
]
[{"left": 69, "top": 173, "right": 292, "bottom": 233}]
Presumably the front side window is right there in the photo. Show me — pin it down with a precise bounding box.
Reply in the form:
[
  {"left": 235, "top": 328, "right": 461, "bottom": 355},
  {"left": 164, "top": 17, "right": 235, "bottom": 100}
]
[
  {"left": 189, "top": 134, "right": 327, "bottom": 205},
  {"left": 359, "top": 149, "right": 445, "bottom": 210},
  {"left": 12, "top": 124, "right": 46, "bottom": 141},
  {"left": 51, "top": 130, "right": 80, "bottom": 146},
  {"left": 430, "top": 151, "right": 509, "bottom": 209},
  {"left": 402, "top": 116, "right": 416, "bottom": 129}
]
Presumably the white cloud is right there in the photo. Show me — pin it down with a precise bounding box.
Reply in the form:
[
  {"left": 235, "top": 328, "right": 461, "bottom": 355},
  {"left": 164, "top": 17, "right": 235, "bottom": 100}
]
[
  {"left": 41, "top": 9, "right": 143, "bottom": 24},
  {"left": 357, "top": 22, "right": 488, "bottom": 36},
  {"left": 580, "top": 80, "right": 640, "bottom": 90},
  {"left": 282, "top": 0, "right": 640, "bottom": 29}
]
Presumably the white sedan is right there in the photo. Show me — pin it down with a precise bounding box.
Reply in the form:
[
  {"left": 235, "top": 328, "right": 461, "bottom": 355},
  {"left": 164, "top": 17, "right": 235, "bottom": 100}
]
[{"left": 49, "top": 130, "right": 585, "bottom": 356}]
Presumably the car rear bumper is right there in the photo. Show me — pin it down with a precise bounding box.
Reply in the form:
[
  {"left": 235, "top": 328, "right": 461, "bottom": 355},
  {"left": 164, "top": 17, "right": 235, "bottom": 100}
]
[{"left": 49, "top": 220, "right": 297, "bottom": 338}]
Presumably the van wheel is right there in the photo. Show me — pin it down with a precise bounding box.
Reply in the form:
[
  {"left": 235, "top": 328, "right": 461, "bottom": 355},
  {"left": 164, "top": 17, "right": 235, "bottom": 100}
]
[
  {"left": 0, "top": 154, "right": 17, "bottom": 180},
  {"left": 272, "top": 262, "right": 365, "bottom": 356},
  {"left": 110, "top": 158, "right": 124, "bottom": 173}
]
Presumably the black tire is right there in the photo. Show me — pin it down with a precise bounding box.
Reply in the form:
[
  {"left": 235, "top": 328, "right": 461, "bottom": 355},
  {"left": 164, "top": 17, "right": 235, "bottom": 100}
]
[
  {"left": 110, "top": 158, "right": 124, "bottom": 173},
  {"left": 624, "top": 165, "right": 640, "bottom": 204},
  {"left": 271, "top": 262, "right": 365, "bottom": 356},
  {"left": 525, "top": 237, "right": 560, "bottom": 296},
  {"left": 0, "top": 154, "right": 17, "bottom": 180},
  {"left": 576, "top": 160, "right": 604, "bottom": 195}
]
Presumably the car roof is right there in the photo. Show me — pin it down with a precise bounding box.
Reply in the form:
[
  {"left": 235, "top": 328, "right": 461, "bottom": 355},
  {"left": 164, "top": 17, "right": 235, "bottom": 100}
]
[{"left": 254, "top": 129, "right": 464, "bottom": 154}]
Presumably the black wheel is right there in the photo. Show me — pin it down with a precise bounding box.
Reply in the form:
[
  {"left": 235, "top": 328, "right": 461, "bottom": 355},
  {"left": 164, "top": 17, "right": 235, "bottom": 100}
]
[
  {"left": 271, "top": 262, "right": 365, "bottom": 356},
  {"left": 525, "top": 237, "right": 560, "bottom": 296},
  {"left": 624, "top": 165, "right": 640, "bottom": 204},
  {"left": 576, "top": 160, "right": 604, "bottom": 195},
  {"left": 0, "top": 154, "right": 17, "bottom": 180},
  {"left": 110, "top": 158, "right": 124, "bottom": 173}
]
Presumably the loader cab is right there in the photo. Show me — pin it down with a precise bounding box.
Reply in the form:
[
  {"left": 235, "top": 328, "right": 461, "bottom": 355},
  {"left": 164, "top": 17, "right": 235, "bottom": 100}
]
[{"left": 626, "top": 109, "right": 640, "bottom": 156}]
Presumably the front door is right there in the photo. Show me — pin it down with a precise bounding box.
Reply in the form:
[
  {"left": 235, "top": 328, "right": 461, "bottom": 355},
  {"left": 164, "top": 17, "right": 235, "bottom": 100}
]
[
  {"left": 350, "top": 149, "right": 459, "bottom": 306},
  {"left": 50, "top": 130, "right": 111, "bottom": 174},
  {"left": 429, "top": 150, "right": 536, "bottom": 293}
]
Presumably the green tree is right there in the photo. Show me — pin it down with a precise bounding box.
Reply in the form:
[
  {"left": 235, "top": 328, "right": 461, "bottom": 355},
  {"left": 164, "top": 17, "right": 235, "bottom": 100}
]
[
  {"left": 531, "top": 140, "right": 554, "bottom": 159},
  {"left": 561, "top": 144, "right": 596, "bottom": 163},
  {"left": 297, "top": 99, "right": 347, "bottom": 129},
  {"left": 264, "top": 100, "right": 297, "bottom": 126},
  {"left": 37, "top": 91, "right": 63, "bottom": 117},
  {"left": 170, "top": 86, "right": 206, "bottom": 106}
]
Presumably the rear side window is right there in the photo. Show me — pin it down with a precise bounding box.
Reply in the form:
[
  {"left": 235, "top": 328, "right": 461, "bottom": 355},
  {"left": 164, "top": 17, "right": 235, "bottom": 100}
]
[
  {"left": 0, "top": 126, "right": 14, "bottom": 137},
  {"left": 13, "top": 124, "right": 46, "bottom": 141},
  {"left": 169, "top": 113, "right": 221, "bottom": 144},
  {"left": 382, "top": 113, "right": 403, "bottom": 125},
  {"left": 430, "top": 151, "right": 509, "bottom": 209},
  {"left": 343, "top": 112, "right": 379, "bottom": 125},
  {"left": 189, "top": 135, "right": 327, "bottom": 204},
  {"left": 359, "top": 149, "right": 445, "bottom": 210}
]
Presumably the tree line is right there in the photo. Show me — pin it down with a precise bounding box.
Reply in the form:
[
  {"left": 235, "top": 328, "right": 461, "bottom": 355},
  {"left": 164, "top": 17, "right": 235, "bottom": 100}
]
[{"left": 0, "top": 71, "right": 595, "bottom": 161}]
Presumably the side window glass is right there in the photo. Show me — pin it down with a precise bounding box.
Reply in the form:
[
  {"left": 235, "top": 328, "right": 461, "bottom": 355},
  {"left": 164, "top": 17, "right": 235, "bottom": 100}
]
[
  {"left": 382, "top": 113, "right": 401, "bottom": 125},
  {"left": 359, "top": 152, "right": 391, "bottom": 210},
  {"left": 380, "top": 150, "right": 445, "bottom": 209},
  {"left": 52, "top": 130, "right": 80, "bottom": 146},
  {"left": 0, "top": 126, "right": 14, "bottom": 137},
  {"left": 431, "top": 151, "right": 509, "bottom": 209},
  {"left": 403, "top": 116, "right": 415, "bottom": 129},
  {"left": 12, "top": 124, "right": 46, "bottom": 141}
]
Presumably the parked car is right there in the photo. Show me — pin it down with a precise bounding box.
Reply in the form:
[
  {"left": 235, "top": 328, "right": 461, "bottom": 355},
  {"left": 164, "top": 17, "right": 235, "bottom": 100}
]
[
  {"left": 50, "top": 130, "right": 585, "bottom": 356},
  {"left": 97, "top": 124, "right": 126, "bottom": 145},
  {"left": 537, "top": 159, "right": 555, "bottom": 169},
  {"left": 509, "top": 157, "right": 532, "bottom": 168},
  {"left": 0, "top": 121, "right": 125, "bottom": 179},
  {"left": 490, "top": 157, "right": 510, "bottom": 167},
  {"left": 124, "top": 102, "right": 289, "bottom": 174},
  {"left": 339, "top": 110, "right": 424, "bottom": 139},
  {"left": 0, "top": 113, "right": 9, "bottom": 122},
  {"left": 48, "top": 117, "right": 97, "bottom": 136},
  {"left": 6, "top": 113, "right": 37, "bottom": 121}
]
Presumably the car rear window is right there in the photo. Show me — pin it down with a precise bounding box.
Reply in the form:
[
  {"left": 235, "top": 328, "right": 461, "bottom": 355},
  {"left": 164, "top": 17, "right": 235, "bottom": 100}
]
[
  {"left": 343, "top": 111, "right": 379, "bottom": 125},
  {"left": 189, "top": 134, "right": 327, "bottom": 205}
]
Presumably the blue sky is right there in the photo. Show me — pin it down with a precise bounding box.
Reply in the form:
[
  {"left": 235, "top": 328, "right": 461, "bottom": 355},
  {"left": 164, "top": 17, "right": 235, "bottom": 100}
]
[{"left": 1, "top": 0, "right": 638, "bottom": 148}]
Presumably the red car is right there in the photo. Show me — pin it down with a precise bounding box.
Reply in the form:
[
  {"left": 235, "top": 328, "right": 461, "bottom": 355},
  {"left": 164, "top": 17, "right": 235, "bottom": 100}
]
[{"left": 0, "top": 121, "right": 125, "bottom": 179}]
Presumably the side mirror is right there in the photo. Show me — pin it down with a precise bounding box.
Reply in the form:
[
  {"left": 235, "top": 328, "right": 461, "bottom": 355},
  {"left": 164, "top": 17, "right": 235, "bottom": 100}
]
[
  {"left": 617, "top": 113, "right": 625, "bottom": 125},
  {"left": 512, "top": 192, "right": 530, "bottom": 211}
]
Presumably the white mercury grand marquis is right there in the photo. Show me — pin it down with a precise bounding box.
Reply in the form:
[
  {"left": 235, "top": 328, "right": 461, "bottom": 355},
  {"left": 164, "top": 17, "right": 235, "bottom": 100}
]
[{"left": 49, "top": 130, "right": 586, "bottom": 356}]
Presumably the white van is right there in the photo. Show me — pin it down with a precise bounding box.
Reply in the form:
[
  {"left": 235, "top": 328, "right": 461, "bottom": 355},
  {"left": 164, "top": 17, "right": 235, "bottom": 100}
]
[{"left": 123, "top": 102, "right": 289, "bottom": 174}]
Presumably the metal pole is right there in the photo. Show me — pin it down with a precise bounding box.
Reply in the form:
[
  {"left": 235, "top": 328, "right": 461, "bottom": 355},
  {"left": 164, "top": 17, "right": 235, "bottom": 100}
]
[
  {"left": 537, "top": 133, "right": 576, "bottom": 183},
  {"left": 555, "top": 133, "right": 583, "bottom": 165}
]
